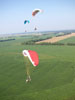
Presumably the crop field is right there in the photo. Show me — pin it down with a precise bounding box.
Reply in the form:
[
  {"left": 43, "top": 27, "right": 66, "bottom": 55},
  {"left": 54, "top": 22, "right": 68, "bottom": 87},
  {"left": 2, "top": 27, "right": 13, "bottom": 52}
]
[
  {"left": 0, "top": 34, "right": 75, "bottom": 100},
  {"left": 58, "top": 36, "right": 75, "bottom": 44},
  {"left": 36, "top": 33, "right": 75, "bottom": 44}
]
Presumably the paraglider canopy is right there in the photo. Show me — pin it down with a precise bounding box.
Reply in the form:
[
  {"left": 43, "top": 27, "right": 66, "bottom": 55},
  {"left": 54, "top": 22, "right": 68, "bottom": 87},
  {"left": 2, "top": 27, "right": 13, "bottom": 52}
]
[
  {"left": 32, "top": 9, "right": 43, "bottom": 16},
  {"left": 22, "top": 50, "right": 39, "bottom": 66},
  {"left": 24, "top": 20, "right": 30, "bottom": 24}
]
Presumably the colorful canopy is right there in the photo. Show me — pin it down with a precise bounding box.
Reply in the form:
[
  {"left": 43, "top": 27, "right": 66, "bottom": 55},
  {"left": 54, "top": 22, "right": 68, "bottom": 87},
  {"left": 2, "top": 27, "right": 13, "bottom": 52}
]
[
  {"left": 32, "top": 9, "right": 43, "bottom": 16},
  {"left": 24, "top": 20, "right": 30, "bottom": 24},
  {"left": 22, "top": 50, "right": 39, "bottom": 66}
]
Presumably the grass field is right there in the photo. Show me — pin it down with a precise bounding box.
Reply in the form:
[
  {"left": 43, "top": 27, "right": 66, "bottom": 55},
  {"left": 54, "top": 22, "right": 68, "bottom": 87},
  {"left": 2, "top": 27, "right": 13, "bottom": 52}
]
[
  {"left": 0, "top": 34, "right": 75, "bottom": 100},
  {"left": 58, "top": 36, "right": 75, "bottom": 44}
]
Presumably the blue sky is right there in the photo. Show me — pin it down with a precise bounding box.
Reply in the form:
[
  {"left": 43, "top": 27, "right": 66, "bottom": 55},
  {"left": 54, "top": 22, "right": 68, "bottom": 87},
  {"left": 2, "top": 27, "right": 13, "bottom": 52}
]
[{"left": 0, "top": 0, "right": 75, "bottom": 34}]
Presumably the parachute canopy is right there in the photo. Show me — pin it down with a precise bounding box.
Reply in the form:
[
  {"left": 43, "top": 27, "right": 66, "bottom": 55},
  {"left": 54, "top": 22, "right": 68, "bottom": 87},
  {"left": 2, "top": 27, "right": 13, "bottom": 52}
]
[
  {"left": 32, "top": 9, "right": 43, "bottom": 16},
  {"left": 24, "top": 20, "right": 30, "bottom": 24},
  {"left": 22, "top": 50, "right": 39, "bottom": 66}
]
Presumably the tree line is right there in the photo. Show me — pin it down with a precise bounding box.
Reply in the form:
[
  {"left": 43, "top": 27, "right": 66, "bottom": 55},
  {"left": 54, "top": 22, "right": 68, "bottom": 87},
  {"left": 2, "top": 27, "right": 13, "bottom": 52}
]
[
  {"left": 0, "top": 39, "right": 15, "bottom": 42},
  {"left": 22, "top": 38, "right": 75, "bottom": 46}
]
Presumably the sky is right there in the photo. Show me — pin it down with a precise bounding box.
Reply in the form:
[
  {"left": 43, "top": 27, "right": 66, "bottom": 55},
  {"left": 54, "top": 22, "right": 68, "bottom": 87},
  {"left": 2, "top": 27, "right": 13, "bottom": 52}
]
[{"left": 0, "top": 0, "right": 75, "bottom": 34}]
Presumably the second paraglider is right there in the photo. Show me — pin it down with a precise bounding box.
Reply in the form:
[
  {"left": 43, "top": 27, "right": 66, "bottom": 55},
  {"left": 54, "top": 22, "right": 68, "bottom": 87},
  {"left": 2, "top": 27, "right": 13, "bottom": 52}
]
[{"left": 24, "top": 20, "right": 30, "bottom": 24}]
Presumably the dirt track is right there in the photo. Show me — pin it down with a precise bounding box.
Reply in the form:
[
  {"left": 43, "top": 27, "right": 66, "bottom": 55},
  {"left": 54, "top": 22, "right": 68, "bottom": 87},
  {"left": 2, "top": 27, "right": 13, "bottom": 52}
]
[{"left": 36, "top": 33, "right": 75, "bottom": 44}]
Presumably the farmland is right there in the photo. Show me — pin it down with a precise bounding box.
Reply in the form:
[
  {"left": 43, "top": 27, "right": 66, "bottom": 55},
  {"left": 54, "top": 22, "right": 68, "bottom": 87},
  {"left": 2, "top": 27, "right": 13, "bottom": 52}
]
[
  {"left": 0, "top": 33, "right": 75, "bottom": 100},
  {"left": 36, "top": 33, "right": 75, "bottom": 44}
]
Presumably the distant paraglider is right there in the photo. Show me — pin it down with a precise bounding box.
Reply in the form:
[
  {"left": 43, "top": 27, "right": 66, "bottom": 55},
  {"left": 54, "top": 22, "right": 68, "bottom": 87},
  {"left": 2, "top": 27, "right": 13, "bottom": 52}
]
[
  {"left": 24, "top": 20, "right": 30, "bottom": 24},
  {"left": 32, "top": 9, "right": 43, "bottom": 16},
  {"left": 25, "top": 30, "right": 27, "bottom": 32},
  {"left": 22, "top": 50, "right": 39, "bottom": 82},
  {"left": 32, "top": 9, "right": 43, "bottom": 31},
  {"left": 24, "top": 20, "right": 30, "bottom": 32},
  {"left": 34, "top": 27, "right": 37, "bottom": 31}
]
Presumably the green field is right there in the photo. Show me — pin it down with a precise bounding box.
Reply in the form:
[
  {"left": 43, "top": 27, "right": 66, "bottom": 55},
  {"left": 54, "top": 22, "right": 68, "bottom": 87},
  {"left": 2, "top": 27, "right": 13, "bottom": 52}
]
[
  {"left": 0, "top": 34, "right": 75, "bottom": 100},
  {"left": 58, "top": 36, "right": 75, "bottom": 44}
]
